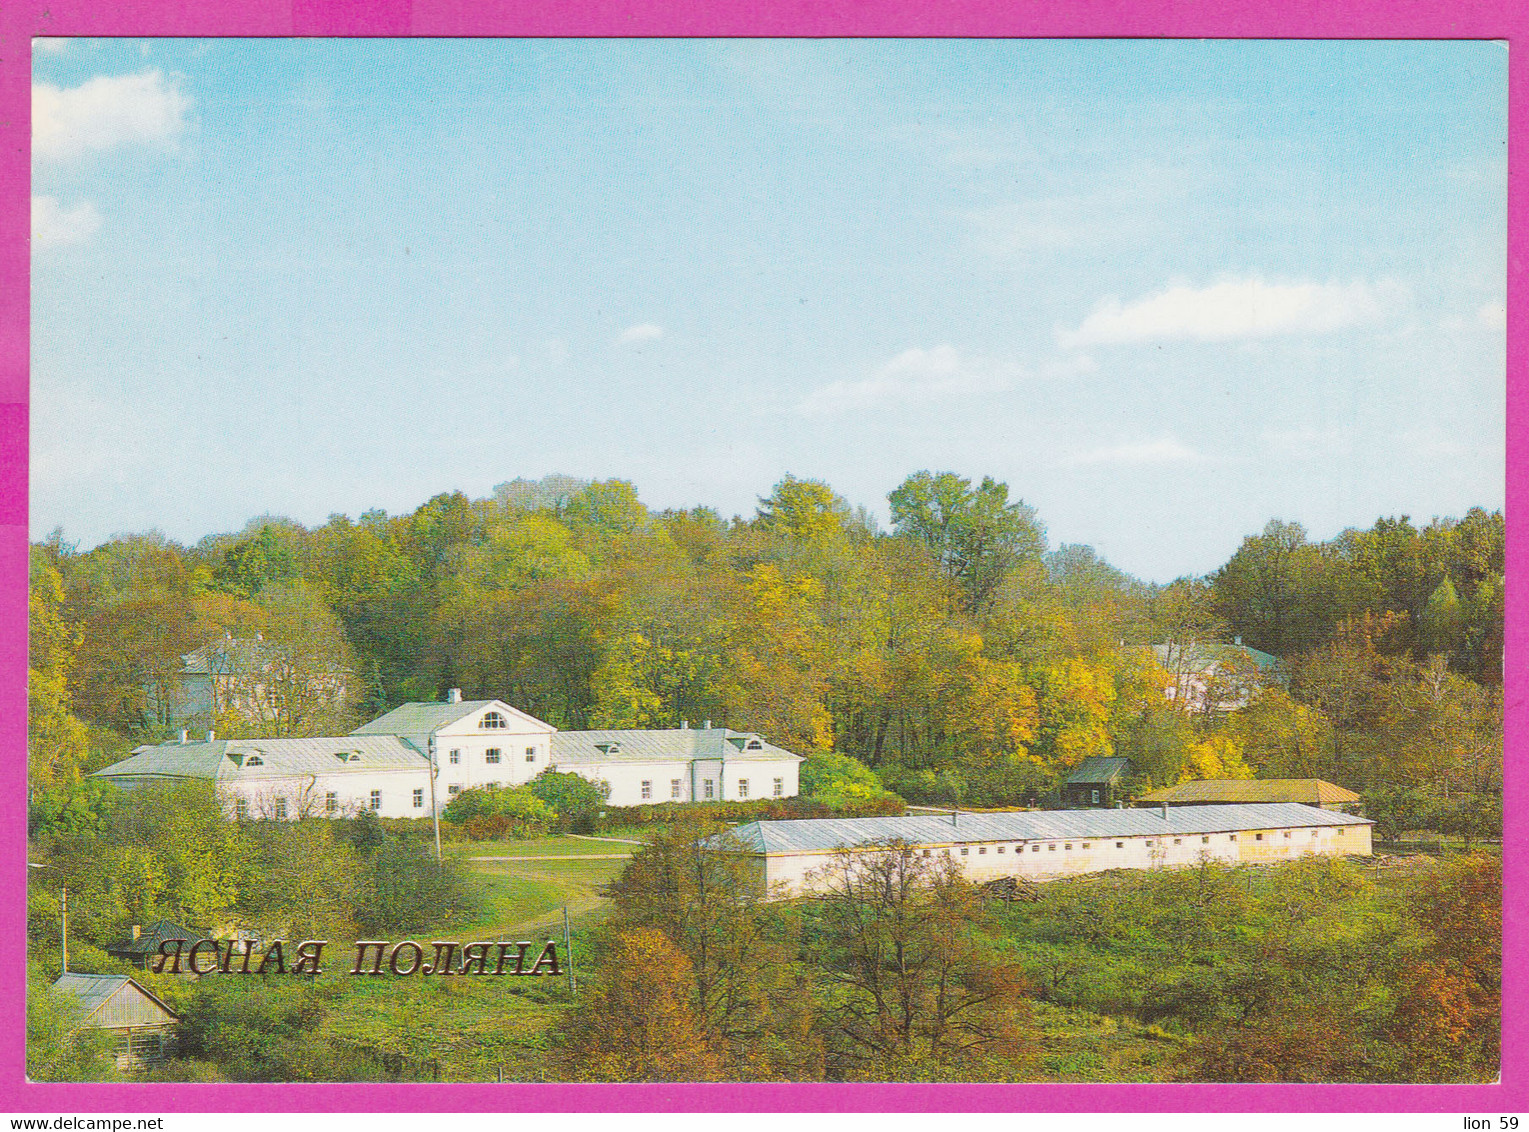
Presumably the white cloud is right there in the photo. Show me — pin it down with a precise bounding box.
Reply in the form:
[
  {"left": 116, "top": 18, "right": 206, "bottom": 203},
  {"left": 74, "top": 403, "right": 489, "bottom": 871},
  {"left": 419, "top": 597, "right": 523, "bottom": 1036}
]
[
  {"left": 616, "top": 323, "right": 664, "bottom": 345},
  {"left": 33, "top": 68, "right": 191, "bottom": 162},
  {"left": 1476, "top": 300, "right": 1507, "bottom": 331},
  {"left": 34, "top": 38, "right": 69, "bottom": 54},
  {"left": 796, "top": 345, "right": 1020, "bottom": 416},
  {"left": 31, "top": 195, "right": 101, "bottom": 249},
  {"left": 1062, "top": 438, "right": 1201, "bottom": 468},
  {"left": 1060, "top": 276, "right": 1404, "bottom": 348}
]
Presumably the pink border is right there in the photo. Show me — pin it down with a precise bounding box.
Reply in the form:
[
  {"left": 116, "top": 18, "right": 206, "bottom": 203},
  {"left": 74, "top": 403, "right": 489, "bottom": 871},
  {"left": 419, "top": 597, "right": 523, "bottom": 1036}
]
[{"left": 2, "top": 0, "right": 1521, "bottom": 1113}]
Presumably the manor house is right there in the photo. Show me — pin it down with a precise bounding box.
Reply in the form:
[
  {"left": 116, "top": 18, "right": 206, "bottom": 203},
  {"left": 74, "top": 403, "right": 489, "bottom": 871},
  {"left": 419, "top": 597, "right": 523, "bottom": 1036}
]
[{"left": 91, "top": 691, "right": 804, "bottom": 817}]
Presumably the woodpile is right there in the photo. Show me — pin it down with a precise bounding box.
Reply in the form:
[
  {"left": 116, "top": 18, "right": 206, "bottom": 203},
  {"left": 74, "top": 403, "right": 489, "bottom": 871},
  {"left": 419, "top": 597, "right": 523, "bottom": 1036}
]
[{"left": 979, "top": 875, "right": 1040, "bottom": 902}]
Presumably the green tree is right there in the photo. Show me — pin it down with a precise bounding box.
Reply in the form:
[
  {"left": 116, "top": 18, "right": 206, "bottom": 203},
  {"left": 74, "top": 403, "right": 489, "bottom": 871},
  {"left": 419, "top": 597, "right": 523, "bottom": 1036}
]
[{"left": 528, "top": 769, "right": 611, "bottom": 833}]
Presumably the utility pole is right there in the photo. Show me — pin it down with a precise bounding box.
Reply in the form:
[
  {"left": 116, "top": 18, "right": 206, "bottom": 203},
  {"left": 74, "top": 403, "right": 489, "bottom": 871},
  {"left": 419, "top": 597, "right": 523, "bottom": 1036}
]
[
  {"left": 427, "top": 737, "right": 442, "bottom": 865},
  {"left": 60, "top": 884, "right": 68, "bottom": 975},
  {"left": 562, "top": 904, "right": 575, "bottom": 996}
]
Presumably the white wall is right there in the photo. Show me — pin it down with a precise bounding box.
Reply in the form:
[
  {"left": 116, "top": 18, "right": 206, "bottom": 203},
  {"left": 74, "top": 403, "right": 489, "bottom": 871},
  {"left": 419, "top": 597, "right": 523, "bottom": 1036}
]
[
  {"left": 757, "top": 822, "right": 1373, "bottom": 897},
  {"left": 215, "top": 768, "right": 430, "bottom": 820},
  {"left": 428, "top": 704, "right": 556, "bottom": 805}
]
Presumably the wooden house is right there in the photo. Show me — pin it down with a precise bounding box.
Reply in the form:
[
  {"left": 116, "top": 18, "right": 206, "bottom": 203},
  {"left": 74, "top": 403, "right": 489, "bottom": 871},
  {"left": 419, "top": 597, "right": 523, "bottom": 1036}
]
[
  {"left": 1059, "top": 757, "right": 1133, "bottom": 807},
  {"left": 52, "top": 973, "right": 178, "bottom": 1070}
]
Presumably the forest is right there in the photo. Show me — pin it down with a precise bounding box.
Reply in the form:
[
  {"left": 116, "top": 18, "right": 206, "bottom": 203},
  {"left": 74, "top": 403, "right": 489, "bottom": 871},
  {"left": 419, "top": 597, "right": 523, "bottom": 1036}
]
[
  {"left": 28, "top": 470, "right": 1504, "bottom": 822},
  {"left": 24, "top": 471, "right": 1503, "bottom": 1084}
]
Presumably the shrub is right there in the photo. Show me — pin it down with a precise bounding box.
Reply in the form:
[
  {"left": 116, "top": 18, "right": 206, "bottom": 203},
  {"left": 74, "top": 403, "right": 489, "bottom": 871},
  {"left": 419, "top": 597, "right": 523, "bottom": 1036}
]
[
  {"left": 800, "top": 752, "right": 901, "bottom": 808},
  {"left": 442, "top": 786, "right": 553, "bottom": 839},
  {"left": 528, "top": 769, "right": 611, "bottom": 833}
]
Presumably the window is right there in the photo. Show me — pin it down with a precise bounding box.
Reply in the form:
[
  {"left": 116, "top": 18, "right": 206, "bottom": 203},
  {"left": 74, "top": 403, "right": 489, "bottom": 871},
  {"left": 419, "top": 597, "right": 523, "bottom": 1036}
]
[
  {"left": 485, "top": 748, "right": 501, "bottom": 764},
  {"left": 1031, "top": 845, "right": 1039, "bottom": 853},
  {"left": 525, "top": 747, "right": 537, "bottom": 763},
  {"left": 703, "top": 779, "right": 715, "bottom": 800},
  {"left": 234, "top": 797, "right": 248, "bottom": 819},
  {"left": 1145, "top": 840, "right": 1154, "bottom": 847},
  {"left": 996, "top": 846, "right": 1005, "bottom": 854},
  {"left": 1048, "top": 844, "right": 1056, "bottom": 852},
  {"left": 773, "top": 777, "right": 784, "bottom": 797},
  {"left": 1081, "top": 842, "right": 1090, "bottom": 849},
  {"left": 1312, "top": 830, "right": 1319, "bottom": 838},
  {"left": 1283, "top": 830, "right": 1291, "bottom": 839},
  {"left": 671, "top": 779, "right": 682, "bottom": 800},
  {"left": 1115, "top": 841, "right": 1124, "bottom": 849},
  {"left": 480, "top": 711, "right": 506, "bottom": 729},
  {"left": 738, "top": 780, "right": 750, "bottom": 799},
  {"left": 274, "top": 797, "right": 287, "bottom": 820},
  {"left": 978, "top": 846, "right": 987, "bottom": 855},
  {"left": 1064, "top": 842, "right": 1072, "bottom": 850},
  {"left": 245, "top": 755, "right": 263, "bottom": 767},
  {"left": 1173, "top": 838, "right": 1182, "bottom": 845},
  {"left": 326, "top": 792, "right": 337, "bottom": 814},
  {"left": 1091, "top": 789, "right": 1100, "bottom": 804},
  {"left": 1255, "top": 833, "right": 1264, "bottom": 841},
  {"left": 641, "top": 780, "right": 652, "bottom": 800},
  {"left": 448, "top": 785, "right": 461, "bottom": 796},
  {"left": 369, "top": 790, "right": 381, "bottom": 811},
  {"left": 1201, "top": 835, "right": 1210, "bottom": 844},
  {"left": 1229, "top": 834, "right": 1237, "bottom": 841},
  {"left": 1336, "top": 828, "right": 1345, "bottom": 836},
  {"left": 745, "top": 739, "right": 764, "bottom": 750},
  {"left": 449, "top": 749, "right": 460, "bottom": 765},
  {"left": 413, "top": 788, "right": 424, "bottom": 809},
  {"left": 922, "top": 849, "right": 932, "bottom": 857},
  {"left": 960, "top": 847, "right": 969, "bottom": 856}
]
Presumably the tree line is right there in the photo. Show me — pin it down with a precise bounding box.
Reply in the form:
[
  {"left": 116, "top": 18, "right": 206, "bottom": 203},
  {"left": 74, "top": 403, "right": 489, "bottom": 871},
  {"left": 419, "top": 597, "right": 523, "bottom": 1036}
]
[{"left": 29, "top": 472, "right": 1503, "bottom": 816}]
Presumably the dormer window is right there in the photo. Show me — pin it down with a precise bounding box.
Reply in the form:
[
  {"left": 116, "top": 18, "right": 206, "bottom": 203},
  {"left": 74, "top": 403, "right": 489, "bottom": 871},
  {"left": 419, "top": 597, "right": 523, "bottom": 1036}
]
[
  {"left": 244, "top": 755, "right": 263, "bottom": 767},
  {"left": 596, "top": 742, "right": 621, "bottom": 754},
  {"left": 480, "top": 711, "right": 507, "bottom": 729},
  {"left": 745, "top": 739, "right": 763, "bottom": 751},
  {"left": 334, "top": 751, "right": 361, "bottom": 762}
]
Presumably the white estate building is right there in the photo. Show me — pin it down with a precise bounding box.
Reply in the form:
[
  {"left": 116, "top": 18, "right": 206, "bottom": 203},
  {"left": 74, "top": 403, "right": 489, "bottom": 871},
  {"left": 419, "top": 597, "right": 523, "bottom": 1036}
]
[
  {"left": 91, "top": 692, "right": 804, "bottom": 817},
  {"left": 720, "top": 802, "right": 1374, "bottom": 898}
]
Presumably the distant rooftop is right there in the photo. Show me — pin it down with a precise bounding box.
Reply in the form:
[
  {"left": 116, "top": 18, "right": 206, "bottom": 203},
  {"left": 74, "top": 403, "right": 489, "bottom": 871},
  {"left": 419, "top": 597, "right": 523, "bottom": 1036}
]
[
  {"left": 722, "top": 802, "right": 1370, "bottom": 854},
  {"left": 1135, "top": 779, "right": 1361, "bottom": 807}
]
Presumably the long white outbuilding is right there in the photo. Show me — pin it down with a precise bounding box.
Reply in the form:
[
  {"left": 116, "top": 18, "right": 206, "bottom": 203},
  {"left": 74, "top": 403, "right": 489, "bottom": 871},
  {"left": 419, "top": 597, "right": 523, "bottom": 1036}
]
[{"left": 721, "top": 802, "right": 1375, "bottom": 898}]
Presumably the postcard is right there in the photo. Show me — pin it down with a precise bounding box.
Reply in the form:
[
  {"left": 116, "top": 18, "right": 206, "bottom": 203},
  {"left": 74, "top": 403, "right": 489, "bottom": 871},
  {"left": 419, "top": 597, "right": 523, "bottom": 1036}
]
[{"left": 8, "top": 24, "right": 1517, "bottom": 1116}]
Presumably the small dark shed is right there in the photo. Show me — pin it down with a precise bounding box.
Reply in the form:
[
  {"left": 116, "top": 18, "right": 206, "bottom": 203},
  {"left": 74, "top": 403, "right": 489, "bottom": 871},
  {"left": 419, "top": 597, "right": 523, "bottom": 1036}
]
[
  {"left": 1060, "top": 757, "right": 1133, "bottom": 807},
  {"left": 106, "top": 920, "right": 195, "bottom": 971}
]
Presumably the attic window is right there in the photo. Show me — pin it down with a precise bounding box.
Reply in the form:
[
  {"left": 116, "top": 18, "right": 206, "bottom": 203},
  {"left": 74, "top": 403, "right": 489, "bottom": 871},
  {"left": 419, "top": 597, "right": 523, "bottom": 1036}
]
[
  {"left": 335, "top": 751, "right": 361, "bottom": 762},
  {"left": 480, "top": 711, "right": 507, "bottom": 729},
  {"left": 597, "top": 742, "right": 621, "bottom": 754},
  {"left": 244, "top": 755, "right": 263, "bottom": 767},
  {"left": 745, "top": 739, "right": 763, "bottom": 750}
]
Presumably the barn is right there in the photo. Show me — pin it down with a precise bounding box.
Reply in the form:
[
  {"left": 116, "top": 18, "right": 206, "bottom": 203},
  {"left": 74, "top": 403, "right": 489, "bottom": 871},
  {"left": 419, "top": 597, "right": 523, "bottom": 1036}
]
[
  {"left": 719, "top": 802, "right": 1374, "bottom": 898},
  {"left": 51, "top": 973, "right": 178, "bottom": 1069},
  {"left": 1134, "top": 778, "right": 1362, "bottom": 812}
]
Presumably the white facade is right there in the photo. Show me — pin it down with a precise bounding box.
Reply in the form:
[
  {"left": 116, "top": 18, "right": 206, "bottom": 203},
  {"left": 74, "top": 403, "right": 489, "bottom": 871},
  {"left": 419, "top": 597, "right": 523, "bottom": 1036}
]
[
  {"left": 725, "top": 804, "right": 1375, "bottom": 899},
  {"left": 96, "top": 693, "right": 806, "bottom": 816}
]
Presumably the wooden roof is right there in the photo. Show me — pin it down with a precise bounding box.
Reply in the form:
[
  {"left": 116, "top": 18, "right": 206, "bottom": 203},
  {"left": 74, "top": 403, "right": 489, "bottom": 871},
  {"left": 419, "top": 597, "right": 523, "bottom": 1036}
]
[
  {"left": 1135, "top": 778, "right": 1361, "bottom": 806},
  {"left": 53, "top": 974, "right": 178, "bottom": 1029}
]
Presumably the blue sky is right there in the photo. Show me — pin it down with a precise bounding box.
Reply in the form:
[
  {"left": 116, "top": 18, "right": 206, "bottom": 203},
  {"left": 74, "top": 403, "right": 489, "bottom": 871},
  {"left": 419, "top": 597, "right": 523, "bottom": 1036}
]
[{"left": 30, "top": 39, "right": 1506, "bottom": 581}]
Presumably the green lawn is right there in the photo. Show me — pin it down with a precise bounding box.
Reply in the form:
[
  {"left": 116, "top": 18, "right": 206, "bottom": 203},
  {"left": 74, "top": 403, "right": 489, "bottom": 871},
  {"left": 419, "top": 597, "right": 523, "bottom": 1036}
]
[{"left": 451, "top": 834, "right": 640, "bottom": 859}]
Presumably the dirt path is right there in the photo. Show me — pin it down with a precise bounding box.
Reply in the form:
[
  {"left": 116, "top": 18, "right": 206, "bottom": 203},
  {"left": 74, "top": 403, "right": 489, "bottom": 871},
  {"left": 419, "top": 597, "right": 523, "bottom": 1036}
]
[
  {"left": 468, "top": 854, "right": 631, "bottom": 861},
  {"left": 568, "top": 833, "right": 645, "bottom": 845}
]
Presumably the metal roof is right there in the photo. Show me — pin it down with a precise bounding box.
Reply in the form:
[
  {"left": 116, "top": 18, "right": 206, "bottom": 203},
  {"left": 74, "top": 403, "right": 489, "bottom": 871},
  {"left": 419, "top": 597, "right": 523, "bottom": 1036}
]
[
  {"left": 1136, "top": 779, "right": 1361, "bottom": 806},
  {"left": 550, "top": 727, "right": 803, "bottom": 765},
  {"left": 352, "top": 699, "right": 555, "bottom": 739},
  {"left": 1153, "top": 641, "right": 1281, "bottom": 673},
  {"left": 723, "top": 802, "right": 1371, "bottom": 854},
  {"left": 91, "top": 735, "right": 429, "bottom": 781},
  {"left": 1064, "top": 756, "right": 1132, "bottom": 785},
  {"left": 107, "top": 920, "right": 196, "bottom": 958},
  {"left": 52, "top": 974, "right": 177, "bottom": 1027}
]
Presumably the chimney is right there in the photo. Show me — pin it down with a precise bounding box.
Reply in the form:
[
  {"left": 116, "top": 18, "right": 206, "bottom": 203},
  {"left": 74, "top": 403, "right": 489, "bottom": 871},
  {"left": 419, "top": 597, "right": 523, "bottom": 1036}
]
[
  {"left": 131, "top": 924, "right": 141, "bottom": 941},
  {"left": 704, "top": 719, "right": 712, "bottom": 730},
  {"left": 1234, "top": 635, "right": 1242, "bottom": 646},
  {"left": 446, "top": 688, "right": 462, "bottom": 704},
  {"left": 1116, "top": 800, "right": 1123, "bottom": 809},
  {"left": 207, "top": 730, "right": 216, "bottom": 742},
  {"left": 1160, "top": 803, "right": 1169, "bottom": 821},
  {"left": 179, "top": 730, "right": 188, "bottom": 745}
]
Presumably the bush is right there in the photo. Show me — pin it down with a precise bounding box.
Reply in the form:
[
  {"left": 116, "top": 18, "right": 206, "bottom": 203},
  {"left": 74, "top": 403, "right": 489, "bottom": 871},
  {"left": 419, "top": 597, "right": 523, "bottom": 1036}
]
[
  {"left": 603, "top": 794, "right": 902, "bottom": 828},
  {"left": 442, "top": 786, "right": 553, "bottom": 839},
  {"left": 800, "top": 752, "right": 901, "bottom": 808},
  {"left": 528, "top": 770, "right": 611, "bottom": 833}
]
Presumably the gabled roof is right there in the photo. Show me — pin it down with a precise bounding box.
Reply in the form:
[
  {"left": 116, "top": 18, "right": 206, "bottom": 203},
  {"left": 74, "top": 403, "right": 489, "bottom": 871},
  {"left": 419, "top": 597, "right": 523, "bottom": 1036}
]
[
  {"left": 106, "top": 919, "right": 196, "bottom": 958},
  {"left": 52, "top": 973, "right": 178, "bottom": 1025},
  {"left": 1064, "top": 757, "right": 1132, "bottom": 785},
  {"left": 180, "top": 636, "right": 277, "bottom": 675},
  {"left": 91, "top": 735, "right": 428, "bottom": 781},
  {"left": 1153, "top": 641, "right": 1281, "bottom": 673},
  {"left": 1135, "top": 779, "right": 1361, "bottom": 806},
  {"left": 551, "top": 727, "right": 802, "bottom": 765},
  {"left": 721, "top": 802, "right": 1371, "bottom": 854},
  {"left": 352, "top": 700, "right": 553, "bottom": 738}
]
